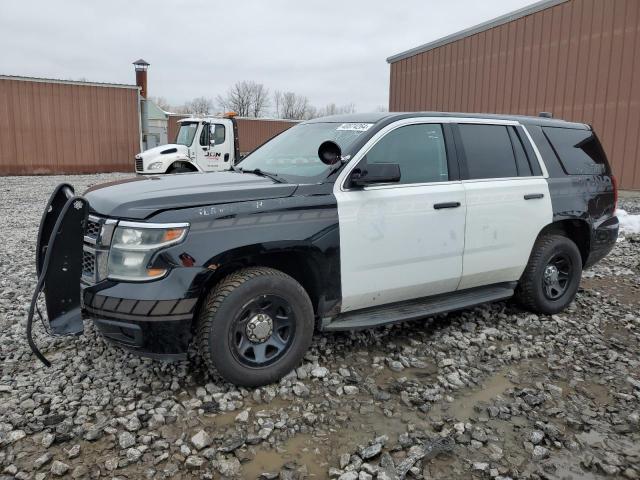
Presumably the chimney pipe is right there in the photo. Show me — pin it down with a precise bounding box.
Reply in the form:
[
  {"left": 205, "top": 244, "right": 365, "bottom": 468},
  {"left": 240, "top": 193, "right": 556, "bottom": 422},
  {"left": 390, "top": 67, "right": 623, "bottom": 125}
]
[{"left": 133, "top": 58, "right": 150, "bottom": 98}]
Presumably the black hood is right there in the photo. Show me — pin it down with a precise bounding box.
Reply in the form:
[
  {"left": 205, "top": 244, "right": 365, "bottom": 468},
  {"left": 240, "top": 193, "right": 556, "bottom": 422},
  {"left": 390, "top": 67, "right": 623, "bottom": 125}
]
[{"left": 84, "top": 172, "right": 298, "bottom": 219}]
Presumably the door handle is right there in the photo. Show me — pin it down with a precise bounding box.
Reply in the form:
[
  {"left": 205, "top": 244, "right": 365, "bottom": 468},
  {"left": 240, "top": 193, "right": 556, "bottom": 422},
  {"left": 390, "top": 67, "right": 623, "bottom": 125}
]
[
  {"left": 434, "top": 202, "right": 461, "bottom": 209},
  {"left": 524, "top": 193, "right": 544, "bottom": 200}
]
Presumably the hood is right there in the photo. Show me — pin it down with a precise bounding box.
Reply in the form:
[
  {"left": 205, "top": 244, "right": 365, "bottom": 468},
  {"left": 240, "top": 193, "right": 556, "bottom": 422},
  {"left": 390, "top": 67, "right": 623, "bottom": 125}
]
[
  {"left": 137, "top": 143, "right": 188, "bottom": 159},
  {"left": 84, "top": 171, "right": 298, "bottom": 219}
]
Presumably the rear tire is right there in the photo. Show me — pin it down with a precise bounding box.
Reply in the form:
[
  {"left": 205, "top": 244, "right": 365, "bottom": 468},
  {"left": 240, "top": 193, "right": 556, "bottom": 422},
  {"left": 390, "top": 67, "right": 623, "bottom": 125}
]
[
  {"left": 197, "top": 267, "right": 314, "bottom": 387},
  {"left": 516, "top": 234, "right": 582, "bottom": 315}
]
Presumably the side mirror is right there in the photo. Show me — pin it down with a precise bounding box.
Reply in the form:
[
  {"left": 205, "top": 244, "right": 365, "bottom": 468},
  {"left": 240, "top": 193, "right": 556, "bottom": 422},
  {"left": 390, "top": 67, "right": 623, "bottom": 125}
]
[
  {"left": 318, "top": 140, "right": 342, "bottom": 165},
  {"left": 349, "top": 160, "right": 401, "bottom": 187}
]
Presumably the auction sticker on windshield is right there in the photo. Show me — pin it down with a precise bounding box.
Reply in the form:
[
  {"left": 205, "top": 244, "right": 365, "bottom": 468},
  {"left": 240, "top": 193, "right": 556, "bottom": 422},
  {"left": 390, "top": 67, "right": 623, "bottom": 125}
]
[{"left": 336, "top": 123, "right": 374, "bottom": 131}]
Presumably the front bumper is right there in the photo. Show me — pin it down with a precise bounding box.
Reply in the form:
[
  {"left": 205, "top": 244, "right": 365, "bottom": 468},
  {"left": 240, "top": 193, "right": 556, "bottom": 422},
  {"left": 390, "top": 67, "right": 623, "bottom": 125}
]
[
  {"left": 82, "top": 267, "right": 206, "bottom": 360},
  {"left": 83, "top": 294, "right": 197, "bottom": 360}
]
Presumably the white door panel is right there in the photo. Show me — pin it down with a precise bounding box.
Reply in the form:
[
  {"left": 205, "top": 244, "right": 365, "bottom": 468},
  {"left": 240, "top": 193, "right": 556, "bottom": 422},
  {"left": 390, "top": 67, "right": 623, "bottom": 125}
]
[
  {"left": 336, "top": 183, "right": 466, "bottom": 312},
  {"left": 459, "top": 178, "right": 552, "bottom": 289}
]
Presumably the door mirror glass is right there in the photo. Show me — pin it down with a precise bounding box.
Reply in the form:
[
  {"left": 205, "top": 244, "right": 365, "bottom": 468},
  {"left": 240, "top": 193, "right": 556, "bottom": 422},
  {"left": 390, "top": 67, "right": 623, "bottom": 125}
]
[{"left": 350, "top": 159, "right": 401, "bottom": 187}]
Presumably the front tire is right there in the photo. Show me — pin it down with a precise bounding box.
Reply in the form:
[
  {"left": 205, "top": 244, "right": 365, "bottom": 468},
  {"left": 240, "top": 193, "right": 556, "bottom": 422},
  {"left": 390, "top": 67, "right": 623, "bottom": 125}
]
[
  {"left": 516, "top": 234, "right": 583, "bottom": 315},
  {"left": 197, "top": 267, "right": 314, "bottom": 387}
]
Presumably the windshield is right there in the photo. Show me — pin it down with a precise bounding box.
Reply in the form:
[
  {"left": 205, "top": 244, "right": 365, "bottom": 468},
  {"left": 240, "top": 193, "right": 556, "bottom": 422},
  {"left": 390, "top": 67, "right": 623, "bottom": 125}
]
[
  {"left": 175, "top": 122, "right": 199, "bottom": 146},
  {"left": 237, "top": 122, "right": 372, "bottom": 183}
]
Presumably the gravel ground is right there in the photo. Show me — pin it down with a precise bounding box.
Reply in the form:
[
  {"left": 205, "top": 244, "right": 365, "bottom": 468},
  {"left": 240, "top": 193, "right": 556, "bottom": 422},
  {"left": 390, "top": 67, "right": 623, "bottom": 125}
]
[{"left": 1, "top": 173, "right": 639, "bottom": 480}]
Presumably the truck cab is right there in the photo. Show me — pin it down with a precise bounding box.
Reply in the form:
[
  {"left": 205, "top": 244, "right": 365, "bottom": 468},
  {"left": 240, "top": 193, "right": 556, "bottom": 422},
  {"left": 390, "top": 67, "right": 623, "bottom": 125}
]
[{"left": 135, "top": 114, "right": 239, "bottom": 174}]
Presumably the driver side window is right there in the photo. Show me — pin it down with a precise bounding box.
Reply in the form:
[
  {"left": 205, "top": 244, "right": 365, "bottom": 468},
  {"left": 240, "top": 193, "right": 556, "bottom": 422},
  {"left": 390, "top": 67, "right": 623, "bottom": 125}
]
[{"left": 366, "top": 123, "right": 448, "bottom": 185}]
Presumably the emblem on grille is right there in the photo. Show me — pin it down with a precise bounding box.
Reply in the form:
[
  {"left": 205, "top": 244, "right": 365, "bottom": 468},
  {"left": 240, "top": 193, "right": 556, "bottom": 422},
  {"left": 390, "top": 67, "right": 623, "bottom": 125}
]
[{"left": 73, "top": 200, "right": 83, "bottom": 210}]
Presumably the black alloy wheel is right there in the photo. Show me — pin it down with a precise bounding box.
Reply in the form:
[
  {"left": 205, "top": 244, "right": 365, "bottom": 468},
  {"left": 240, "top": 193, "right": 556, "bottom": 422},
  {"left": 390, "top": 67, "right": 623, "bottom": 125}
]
[
  {"left": 230, "top": 294, "right": 295, "bottom": 367},
  {"left": 541, "top": 253, "right": 572, "bottom": 300},
  {"left": 197, "top": 267, "right": 314, "bottom": 387}
]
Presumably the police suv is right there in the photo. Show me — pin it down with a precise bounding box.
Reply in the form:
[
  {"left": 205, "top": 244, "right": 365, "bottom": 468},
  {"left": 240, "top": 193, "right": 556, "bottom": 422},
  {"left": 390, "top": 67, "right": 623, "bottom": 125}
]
[{"left": 29, "top": 112, "right": 619, "bottom": 386}]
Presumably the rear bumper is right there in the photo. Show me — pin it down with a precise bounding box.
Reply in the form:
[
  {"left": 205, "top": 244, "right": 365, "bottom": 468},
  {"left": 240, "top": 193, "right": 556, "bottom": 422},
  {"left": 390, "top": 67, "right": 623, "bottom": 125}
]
[{"left": 585, "top": 215, "right": 619, "bottom": 268}]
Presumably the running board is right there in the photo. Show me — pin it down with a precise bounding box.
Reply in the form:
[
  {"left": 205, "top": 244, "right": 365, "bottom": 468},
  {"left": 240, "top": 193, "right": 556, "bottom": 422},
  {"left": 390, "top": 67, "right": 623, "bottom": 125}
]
[{"left": 321, "top": 283, "right": 516, "bottom": 331}]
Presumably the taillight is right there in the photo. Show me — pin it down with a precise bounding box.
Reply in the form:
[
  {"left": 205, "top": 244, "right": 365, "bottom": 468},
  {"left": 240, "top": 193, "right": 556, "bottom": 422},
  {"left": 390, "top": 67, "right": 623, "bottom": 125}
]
[{"left": 611, "top": 174, "right": 618, "bottom": 211}]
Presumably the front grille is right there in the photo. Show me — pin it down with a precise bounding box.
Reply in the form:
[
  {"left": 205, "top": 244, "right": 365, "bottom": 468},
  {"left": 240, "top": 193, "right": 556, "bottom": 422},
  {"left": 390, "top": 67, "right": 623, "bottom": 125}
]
[
  {"left": 81, "top": 215, "right": 116, "bottom": 285},
  {"left": 82, "top": 250, "right": 96, "bottom": 277},
  {"left": 85, "top": 218, "right": 101, "bottom": 241},
  {"left": 135, "top": 158, "right": 143, "bottom": 172}
]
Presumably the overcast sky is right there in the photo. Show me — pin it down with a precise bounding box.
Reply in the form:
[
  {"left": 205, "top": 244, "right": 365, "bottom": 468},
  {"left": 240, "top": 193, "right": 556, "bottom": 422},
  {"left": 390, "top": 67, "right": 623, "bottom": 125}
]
[{"left": 1, "top": 0, "right": 537, "bottom": 112}]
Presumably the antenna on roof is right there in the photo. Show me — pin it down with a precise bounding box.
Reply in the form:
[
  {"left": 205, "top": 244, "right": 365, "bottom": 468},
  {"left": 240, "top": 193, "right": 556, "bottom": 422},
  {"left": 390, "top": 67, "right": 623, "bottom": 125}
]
[{"left": 539, "top": 112, "right": 553, "bottom": 118}]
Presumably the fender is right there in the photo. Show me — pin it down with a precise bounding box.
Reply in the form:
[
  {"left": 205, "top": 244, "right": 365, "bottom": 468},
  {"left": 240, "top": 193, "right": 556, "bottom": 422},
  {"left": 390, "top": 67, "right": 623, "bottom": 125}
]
[{"left": 150, "top": 187, "right": 341, "bottom": 317}]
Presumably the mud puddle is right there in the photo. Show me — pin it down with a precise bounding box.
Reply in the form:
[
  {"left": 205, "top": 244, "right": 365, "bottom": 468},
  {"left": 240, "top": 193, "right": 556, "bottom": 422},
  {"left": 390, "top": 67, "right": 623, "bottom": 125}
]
[
  {"left": 241, "top": 434, "right": 329, "bottom": 479},
  {"left": 432, "top": 372, "right": 513, "bottom": 421}
]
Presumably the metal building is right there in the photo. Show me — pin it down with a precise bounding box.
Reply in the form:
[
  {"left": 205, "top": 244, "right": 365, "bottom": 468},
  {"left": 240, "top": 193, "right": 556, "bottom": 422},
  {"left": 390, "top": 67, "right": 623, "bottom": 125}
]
[
  {"left": 0, "top": 75, "right": 140, "bottom": 175},
  {"left": 387, "top": 0, "right": 640, "bottom": 190}
]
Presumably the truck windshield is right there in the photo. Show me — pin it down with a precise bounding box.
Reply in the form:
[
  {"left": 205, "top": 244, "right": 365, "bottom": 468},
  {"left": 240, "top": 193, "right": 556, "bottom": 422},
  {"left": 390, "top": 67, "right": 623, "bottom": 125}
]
[
  {"left": 237, "top": 122, "right": 371, "bottom": 183},
  {"left": 175, "top": 122, "right": 199, "bottom": 146}
]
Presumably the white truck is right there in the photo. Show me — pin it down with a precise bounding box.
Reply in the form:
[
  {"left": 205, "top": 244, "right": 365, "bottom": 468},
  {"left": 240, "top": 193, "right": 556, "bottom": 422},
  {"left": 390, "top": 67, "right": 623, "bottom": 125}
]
[{"left": 134, "top": 114, "right": 297, "bottom": 174}]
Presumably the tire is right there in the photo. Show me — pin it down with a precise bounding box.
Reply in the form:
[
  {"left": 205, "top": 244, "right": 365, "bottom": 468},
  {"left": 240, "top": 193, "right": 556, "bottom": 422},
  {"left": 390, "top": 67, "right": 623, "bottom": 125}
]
[
  {"left": 516, "top": 234, "right": 583, "bottom": 315},
  {"left": 197, "top": 267, "right": 314, "bottom": 387}
]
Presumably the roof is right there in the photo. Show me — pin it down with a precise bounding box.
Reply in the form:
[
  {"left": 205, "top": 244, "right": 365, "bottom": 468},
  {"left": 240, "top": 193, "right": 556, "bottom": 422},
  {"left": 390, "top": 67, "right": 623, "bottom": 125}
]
[
  {"left": 305, "top": 111, "right": 589, "bottom": 129},
  {"left": 0, "top": 74, "right": 139, "bottom": 90},
  {"left": 387, "top": 0, "right": 568, "bottom": 64},
  {"left": 145, "top": 99, "right": 168, "bottom": 121}
]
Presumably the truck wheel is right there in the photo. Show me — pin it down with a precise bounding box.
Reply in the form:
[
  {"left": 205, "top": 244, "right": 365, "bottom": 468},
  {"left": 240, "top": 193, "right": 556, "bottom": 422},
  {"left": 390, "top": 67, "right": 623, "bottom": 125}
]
[
  {"left": 516, "top": 234, "right": 582, "bottom": 315},
  {"left": 197, "top": 267, "right": 314, "bottom": 387}
]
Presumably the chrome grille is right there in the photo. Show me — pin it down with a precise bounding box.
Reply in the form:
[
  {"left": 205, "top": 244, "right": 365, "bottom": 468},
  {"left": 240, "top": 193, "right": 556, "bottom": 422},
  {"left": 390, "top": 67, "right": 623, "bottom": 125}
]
[
  {"left": 82, "top": 215, "right": 117, "bottom": 285},
  {"left": 84, "top": 218, "right": 101, "bottom": 241},
  {"left": 82, "top": 250, "right": 95, "bottom": 277},
  {"left": 135, "top": 158, "right": 143, "bottom": 172}
]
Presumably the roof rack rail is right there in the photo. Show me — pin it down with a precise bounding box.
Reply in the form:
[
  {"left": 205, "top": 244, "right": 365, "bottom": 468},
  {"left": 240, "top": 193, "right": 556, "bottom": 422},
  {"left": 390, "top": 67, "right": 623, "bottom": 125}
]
[{"left": 539, "top": 112, "right": 553, "bottom": 118}]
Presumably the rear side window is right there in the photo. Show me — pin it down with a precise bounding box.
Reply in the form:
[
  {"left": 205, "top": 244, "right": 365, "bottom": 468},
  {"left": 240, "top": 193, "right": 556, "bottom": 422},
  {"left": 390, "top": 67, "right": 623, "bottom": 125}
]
[
  {"left": 366, "top": 123, "right": 449, "bottom": 184},
  {"left": 458, "top": 124, "right": 518, "bottom": 179},
  {"left": 542, "top": 127, "right": 608, "bottom": 175}
]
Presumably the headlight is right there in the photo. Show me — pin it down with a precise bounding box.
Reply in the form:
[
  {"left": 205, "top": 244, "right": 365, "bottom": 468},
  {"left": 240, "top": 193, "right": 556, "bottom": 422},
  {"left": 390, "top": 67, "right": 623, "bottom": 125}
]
[
  {"left": 107, "top": 222, "right": 189, "bottom": 281},
  {"left": 148, "top": 162, "right": 164, "bottom": 170}
]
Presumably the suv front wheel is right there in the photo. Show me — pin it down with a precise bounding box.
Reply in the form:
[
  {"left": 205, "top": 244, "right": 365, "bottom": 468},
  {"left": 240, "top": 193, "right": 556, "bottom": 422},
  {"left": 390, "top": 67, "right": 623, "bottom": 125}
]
[
  {"left": 197, "top": 267, "right": 314, "bottom": 387},
  {"left": 516, "top": 234, "right": 583, "bottom": 315}
]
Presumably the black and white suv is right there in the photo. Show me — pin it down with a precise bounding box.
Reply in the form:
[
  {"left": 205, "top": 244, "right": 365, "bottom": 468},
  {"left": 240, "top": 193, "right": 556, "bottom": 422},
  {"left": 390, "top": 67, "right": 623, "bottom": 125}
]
[{"left": 29, "top": 112, "right": 619, "bottom": 386}]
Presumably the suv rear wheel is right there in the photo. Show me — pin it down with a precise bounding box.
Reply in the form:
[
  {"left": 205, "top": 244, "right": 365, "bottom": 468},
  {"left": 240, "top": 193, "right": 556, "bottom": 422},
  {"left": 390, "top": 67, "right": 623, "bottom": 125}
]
[
  {"left": 516, "top": 234, "right": 583, "bottom": 315},
  {"left": 197, "top": 267, "right": 314, "bottom": 387}
]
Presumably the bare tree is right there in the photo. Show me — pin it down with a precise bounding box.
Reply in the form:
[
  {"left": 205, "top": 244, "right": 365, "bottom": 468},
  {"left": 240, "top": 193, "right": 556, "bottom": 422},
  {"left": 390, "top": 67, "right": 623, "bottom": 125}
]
[
  {"left": 315, "top": 102, "right": 357, "bottom": 117},
  {"left": 274, "top": 90, "right": 311, "bottom": 120},
  {"left": 185, "top": 96, "right": 214, "bottom": 115},
  {"left": 217, "top": 81, "right": 269, "bottom": 117}
]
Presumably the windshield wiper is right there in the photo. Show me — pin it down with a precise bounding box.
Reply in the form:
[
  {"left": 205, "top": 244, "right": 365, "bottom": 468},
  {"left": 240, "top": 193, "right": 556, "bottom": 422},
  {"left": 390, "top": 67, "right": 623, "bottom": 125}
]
[{"left": 237, "top": 168, "right": 285, "bottom": 183}]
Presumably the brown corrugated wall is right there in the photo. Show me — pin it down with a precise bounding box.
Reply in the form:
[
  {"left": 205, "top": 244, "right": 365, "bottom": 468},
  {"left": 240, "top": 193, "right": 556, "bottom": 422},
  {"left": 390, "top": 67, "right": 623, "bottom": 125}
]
[
  {"left": 0, "top": 78, "right": 140, "bottom": 175},
  {"left": 389, "top": 0, "right": 640, "bottom": 190},
  {"left": 235, "top": 118, "right": 298, "bottom": 155}
]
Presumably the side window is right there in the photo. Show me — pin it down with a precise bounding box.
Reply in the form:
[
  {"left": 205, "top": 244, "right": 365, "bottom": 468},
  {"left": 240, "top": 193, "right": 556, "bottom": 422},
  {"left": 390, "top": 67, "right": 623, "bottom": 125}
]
[
  {"left": 365, "top": 124, "right": 448, "bottom": 185},
  {"left": 211, "top": 124, "right": 226, "bottom": 145},
  {"left": 458, "top": 124, "right": 518, "bottom": 179},
  {"left": 542, "top": 127, "right": 608, "bottom": 175}
]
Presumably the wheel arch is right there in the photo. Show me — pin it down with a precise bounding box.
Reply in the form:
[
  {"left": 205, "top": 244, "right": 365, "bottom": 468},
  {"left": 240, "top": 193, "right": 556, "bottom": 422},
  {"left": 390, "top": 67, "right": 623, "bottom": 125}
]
[
  {"left": 168, "top": 160, "right": 199, "bottom": 172},
  {"left": 536, "top": 219, "right": 591, "bottom": 265},
  {"left": 191, "top": 243, "right": 337, "bottom": 326}
]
